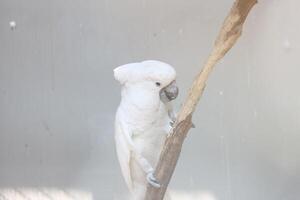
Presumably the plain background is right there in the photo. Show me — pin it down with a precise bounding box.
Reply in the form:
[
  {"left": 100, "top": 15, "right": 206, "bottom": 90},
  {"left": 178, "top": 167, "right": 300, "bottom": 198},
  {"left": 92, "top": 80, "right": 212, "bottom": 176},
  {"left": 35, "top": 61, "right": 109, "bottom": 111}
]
[{"left": 0, "top": 0, "right": 299, "bottom": 199}]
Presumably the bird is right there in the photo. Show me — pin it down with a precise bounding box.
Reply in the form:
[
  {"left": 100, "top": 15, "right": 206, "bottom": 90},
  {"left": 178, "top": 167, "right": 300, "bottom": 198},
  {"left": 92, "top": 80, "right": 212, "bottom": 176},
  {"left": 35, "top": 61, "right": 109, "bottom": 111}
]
[{"left": 114, "top": 60, "right": 178, "bottom": 200}]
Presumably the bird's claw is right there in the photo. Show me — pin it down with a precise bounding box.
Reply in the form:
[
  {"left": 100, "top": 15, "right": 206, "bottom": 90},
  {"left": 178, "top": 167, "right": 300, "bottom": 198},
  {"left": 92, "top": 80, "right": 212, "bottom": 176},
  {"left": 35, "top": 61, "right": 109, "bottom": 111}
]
[
  {"left": 191, "top": 122, "right": 195, "bottom": 128},
  {"left": 169, "top": 120, "right": 175, "bottom": 127},
  {"left": 146, "top": 172, "right": 161, "bottom": 188},
  {"left": 170, "top": 118, "right": 176, "bottom": 128}
]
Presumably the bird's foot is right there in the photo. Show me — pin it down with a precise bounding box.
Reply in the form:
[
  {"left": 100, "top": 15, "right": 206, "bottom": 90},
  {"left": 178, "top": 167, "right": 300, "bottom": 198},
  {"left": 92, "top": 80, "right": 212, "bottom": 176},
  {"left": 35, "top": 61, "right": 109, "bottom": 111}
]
[
  {"left": 146, "top": 172, "right": 161, "bottom": 188},
  {"left": 191, "top": 122, "right": 195, "bottom": 128},
  {"left": 169, "top": 120, "right": 175, "bottom": 127}
]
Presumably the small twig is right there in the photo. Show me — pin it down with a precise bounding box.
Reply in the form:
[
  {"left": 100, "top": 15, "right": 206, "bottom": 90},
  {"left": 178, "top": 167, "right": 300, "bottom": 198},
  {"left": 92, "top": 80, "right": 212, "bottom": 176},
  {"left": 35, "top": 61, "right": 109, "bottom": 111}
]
[{"left": 144, "top": 0, "right": 258, "bottom": 199}]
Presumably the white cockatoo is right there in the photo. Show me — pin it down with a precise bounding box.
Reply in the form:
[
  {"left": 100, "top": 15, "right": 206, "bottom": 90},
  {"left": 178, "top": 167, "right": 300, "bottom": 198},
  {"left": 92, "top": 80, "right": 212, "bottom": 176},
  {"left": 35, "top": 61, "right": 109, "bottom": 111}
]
[{"left": 114, "top": 60, "right": 178, "bottom": 200}]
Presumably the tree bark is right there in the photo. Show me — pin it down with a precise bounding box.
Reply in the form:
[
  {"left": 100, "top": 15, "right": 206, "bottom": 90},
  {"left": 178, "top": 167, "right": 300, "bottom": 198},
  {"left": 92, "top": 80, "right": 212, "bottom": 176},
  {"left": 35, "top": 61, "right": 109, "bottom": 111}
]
[{"left": 144, "top": 0, "right": 258, "bottom": 199}]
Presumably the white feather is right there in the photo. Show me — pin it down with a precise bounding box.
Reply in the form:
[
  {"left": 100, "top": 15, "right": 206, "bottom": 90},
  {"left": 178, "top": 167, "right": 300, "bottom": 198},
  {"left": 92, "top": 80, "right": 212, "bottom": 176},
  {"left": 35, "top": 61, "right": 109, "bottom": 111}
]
[{"left": 114, "top": 60, "right": 176, "bottom": 200}]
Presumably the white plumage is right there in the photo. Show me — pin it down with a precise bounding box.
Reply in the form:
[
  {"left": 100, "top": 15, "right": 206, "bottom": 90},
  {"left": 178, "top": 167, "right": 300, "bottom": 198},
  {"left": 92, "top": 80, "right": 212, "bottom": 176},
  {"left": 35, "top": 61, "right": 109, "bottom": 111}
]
[{"left": 114, "top": 60, "right": 178, "bottom": 200}]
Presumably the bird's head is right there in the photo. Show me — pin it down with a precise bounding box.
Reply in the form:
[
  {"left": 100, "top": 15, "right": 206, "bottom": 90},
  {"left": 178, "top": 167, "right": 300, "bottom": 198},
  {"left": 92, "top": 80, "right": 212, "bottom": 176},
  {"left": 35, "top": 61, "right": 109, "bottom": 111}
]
[{"left": 114, "top": 60, "right": 178, "bottom": 102}]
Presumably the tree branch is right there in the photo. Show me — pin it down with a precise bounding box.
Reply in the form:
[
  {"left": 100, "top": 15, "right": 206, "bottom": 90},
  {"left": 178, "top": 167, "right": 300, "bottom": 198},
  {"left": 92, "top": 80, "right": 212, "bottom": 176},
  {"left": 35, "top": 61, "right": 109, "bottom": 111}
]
[{"left": 144, "top": 0, "right": 258, "bottom": 199}]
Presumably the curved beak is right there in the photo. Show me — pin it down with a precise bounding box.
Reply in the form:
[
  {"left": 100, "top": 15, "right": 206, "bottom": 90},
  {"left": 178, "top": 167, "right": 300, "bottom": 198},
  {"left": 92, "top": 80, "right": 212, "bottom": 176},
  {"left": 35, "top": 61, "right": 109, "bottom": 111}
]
[{"left": 159, "top": 80, "right": 179, "bottom": 102}]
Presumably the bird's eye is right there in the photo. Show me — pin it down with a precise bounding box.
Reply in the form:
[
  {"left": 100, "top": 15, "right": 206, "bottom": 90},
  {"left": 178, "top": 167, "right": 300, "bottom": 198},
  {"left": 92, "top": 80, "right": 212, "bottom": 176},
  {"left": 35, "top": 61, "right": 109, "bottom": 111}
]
[{"left": 155, "top": 82, "right": 161, "bottom": 87}]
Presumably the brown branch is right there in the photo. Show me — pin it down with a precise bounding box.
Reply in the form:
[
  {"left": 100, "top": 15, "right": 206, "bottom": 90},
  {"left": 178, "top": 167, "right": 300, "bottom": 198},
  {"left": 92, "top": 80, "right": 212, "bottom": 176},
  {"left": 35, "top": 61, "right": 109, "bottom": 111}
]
[{"left": 144, "top": 0, "right": 258, "bottom": 199}]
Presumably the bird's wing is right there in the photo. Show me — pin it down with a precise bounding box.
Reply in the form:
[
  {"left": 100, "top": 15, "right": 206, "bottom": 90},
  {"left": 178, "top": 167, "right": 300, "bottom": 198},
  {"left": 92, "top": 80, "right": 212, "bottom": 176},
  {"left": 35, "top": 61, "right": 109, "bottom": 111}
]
[{"left": 115, "top": 118, "right": 133, "bottom": 190}]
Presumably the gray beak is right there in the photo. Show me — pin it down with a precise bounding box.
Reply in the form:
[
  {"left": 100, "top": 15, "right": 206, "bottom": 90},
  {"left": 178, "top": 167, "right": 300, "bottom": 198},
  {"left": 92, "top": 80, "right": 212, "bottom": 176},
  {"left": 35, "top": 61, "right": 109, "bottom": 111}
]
[{"left": 159, "top": 81, "right": 179, "bottom": 102}]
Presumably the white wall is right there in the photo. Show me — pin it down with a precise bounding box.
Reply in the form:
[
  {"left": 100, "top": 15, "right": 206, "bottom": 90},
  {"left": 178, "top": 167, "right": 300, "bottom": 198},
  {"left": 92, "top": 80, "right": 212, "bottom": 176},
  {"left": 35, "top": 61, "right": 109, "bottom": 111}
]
[{"left": 0, "top": 0, "right": 299, "bottom": 199}]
